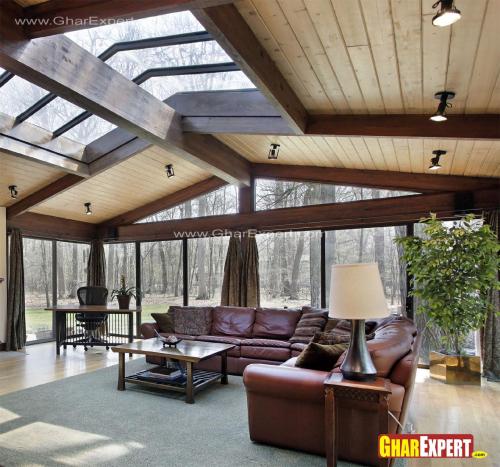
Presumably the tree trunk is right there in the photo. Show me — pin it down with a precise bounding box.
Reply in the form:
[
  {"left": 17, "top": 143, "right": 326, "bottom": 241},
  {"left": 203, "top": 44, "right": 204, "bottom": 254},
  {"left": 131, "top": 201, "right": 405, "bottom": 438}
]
[
  {"left": 159, "top": 244, "right": 168, "bottom": 294},
  {"left": 57, "top": 246, "right": 65, "bottom": 299},
  {"left": 69, "top": 242, "right": 78, "bottom": 298},
  {"left": 107, "top": 244, "right": 114, "bottom": 289},
  {"left": 290, "top": 232, "right": 304, "bottom": 300},
  {"left": 40, "top": 241, "right": 50, "bottom": 307},
  {"left": 196, "top": 197, "right": 208, "bottom": 300},
  {"left": 174, "top": 243, "right": 182, "bottom": 297}
]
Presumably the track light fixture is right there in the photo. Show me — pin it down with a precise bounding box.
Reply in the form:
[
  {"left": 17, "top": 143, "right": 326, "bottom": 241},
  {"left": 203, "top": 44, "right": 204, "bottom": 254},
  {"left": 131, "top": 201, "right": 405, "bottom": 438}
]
[
  {"left": 429, "top": 150, "right": 446, "bottom": 171},
  {"left": 430, "top": 91, "right": 455, "bottom": 122},
  {"left": 432, "top": 0, "right": 461, "bottom": 27},
  {"left": 84, "top": 202, "right": 92, "bottom": 216},
  {"left": 8, "top": 185, "right": 18, "bottom": 199},
  {"left": 268, "top": 143, "right": 280, "bottom": 160},
  {"left": 165, "top": 164, "right": 175, "bottom": 178}
]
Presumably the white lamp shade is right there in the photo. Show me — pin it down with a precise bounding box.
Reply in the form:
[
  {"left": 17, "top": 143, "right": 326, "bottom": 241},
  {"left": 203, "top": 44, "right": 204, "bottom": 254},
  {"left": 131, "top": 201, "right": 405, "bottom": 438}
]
[{"left": 329, "top": 263, "right": 389, "bottom": 319}]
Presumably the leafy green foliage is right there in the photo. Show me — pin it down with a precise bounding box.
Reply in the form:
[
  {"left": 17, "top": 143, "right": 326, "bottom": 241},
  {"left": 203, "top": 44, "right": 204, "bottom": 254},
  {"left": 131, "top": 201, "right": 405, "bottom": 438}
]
[
  {"left": 396, "top": 214, "right": 499, "bottom": 355},
  {"left": 111, "top": 274, "right": 138, "bottom": 300}
]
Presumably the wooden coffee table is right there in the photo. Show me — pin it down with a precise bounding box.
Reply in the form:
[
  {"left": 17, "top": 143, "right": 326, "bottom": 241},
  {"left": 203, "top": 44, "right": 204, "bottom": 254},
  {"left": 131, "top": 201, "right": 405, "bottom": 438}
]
[{"left": 111, "top": 338, "right": 235, "bottom": 403}]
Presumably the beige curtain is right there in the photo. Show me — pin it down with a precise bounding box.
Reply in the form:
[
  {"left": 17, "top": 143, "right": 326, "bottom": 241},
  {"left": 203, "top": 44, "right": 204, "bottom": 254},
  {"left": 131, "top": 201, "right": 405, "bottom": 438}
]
[
  {"left": 221, "top": 237, "right": 243, "bottom": 306},
  {"left": 87, "top": 239, "right": 106, "bottom": 287},
  {"left": 6, "top": 229, "right": 26, "bottom": 351},
  {"left": 482, "top": 210, "right": 499, "bottom": 381},
  {"left": 241, "top": 236, "right": 260, "bottom": 308}
]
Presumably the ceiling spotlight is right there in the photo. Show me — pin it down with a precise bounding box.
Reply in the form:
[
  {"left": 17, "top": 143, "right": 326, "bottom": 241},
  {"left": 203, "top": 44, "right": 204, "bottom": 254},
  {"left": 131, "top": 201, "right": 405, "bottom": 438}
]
[
  {"left": 8, "top": 185, "right": 18, "bottom": 199},
  {"left": 84, "top": 202, "right": 92, "bottom": 216},
  {"left": 432, "top": 0, "right": 461, "bottom": 27},
  {"left": 268, "top": 143, "right": 280, "bottom": 160},
  {"left": 429, "top": 150, "right": 446, "bottom": 171},
  {"left": 430, "top": 91, "right": 455, "bottom": 122},
  {"left": 165, "top": 164, "right": 175, "bottom": 178}
]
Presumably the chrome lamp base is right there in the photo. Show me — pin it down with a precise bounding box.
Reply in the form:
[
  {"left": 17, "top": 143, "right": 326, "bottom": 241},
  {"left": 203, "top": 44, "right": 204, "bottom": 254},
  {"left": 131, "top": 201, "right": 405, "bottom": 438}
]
[{"left": 340, "top": 319, "right": 377, "bottom": 381}]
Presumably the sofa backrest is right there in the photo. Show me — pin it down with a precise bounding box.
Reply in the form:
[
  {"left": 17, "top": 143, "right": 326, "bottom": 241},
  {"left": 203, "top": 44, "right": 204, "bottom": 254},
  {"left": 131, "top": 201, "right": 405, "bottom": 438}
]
[
  {"left": 212, "top": 306, "right": 256, "bottom": 337},
  {"left": 252, "top": 307, "right": 302, "bottom": 340}
]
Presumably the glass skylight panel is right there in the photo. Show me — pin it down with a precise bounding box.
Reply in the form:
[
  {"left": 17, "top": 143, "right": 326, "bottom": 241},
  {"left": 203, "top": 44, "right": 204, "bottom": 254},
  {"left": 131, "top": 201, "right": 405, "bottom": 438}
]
[
  {"left": 26, "top": 97, "right": 85, "bottom": 132},
  {"left": 0, "top": 76, "right": 49, "bottom": 117},
  {"left": 141, "top": 71, "right": 255, "bottom": 101},
  {"left": 65, "top": 11, "right": 204, "bottom": 56},
  {"left": 106, "top": 41, "right": 232, "bottom": 80},
  {"left": 63, "top": 115, "right": 116, "bottom": 145}
]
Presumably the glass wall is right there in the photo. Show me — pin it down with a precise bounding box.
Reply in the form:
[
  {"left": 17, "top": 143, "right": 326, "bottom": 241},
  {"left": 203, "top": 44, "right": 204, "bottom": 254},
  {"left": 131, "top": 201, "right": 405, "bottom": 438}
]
[
  {"left": 257, "top": 231, "right": 321, "bottom": 308},
  {"left": 325, "top": 227, "right": 407, "bottom": 314},
  {"left": 56, "top": 241, "right": 90, "bottom": 305},
  {"left": 188, "top": 236, "right": 228, "bottom": 306},
  {"left": 23, "top": 238, "right": 53, "bottom": 342},
  {"left": 141, "top": 240, "right": 183, "bottom": 322},
  {"left": 104, "top": 243, "right": 136, "bottom": 308}
]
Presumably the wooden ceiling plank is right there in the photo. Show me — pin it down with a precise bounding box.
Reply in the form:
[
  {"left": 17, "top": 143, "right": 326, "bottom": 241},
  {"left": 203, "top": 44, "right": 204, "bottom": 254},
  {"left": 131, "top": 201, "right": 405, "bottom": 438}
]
[{"left": 192, "top": 3, "right": 308, "bottom": 133}]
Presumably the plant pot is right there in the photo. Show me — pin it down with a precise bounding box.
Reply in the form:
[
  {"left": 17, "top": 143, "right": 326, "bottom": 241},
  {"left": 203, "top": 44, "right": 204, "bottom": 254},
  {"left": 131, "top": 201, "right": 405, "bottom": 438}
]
[
  {"left": 117, "top": 295, "right": 131, "bottom": 310},
  {"left": 429, "top": 351, "right": 481, "bottom": 385}
]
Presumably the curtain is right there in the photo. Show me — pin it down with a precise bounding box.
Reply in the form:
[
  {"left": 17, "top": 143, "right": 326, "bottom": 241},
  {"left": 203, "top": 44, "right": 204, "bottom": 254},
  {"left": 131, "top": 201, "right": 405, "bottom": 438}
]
[
  {"left": 87, "top": 239, "right": 106, "bottom": 287},
  {"left": 6, "top": 229, "right": 25, "bottom": 351},
  {"left": 221, "top": 237, "right": 243, "bottom": 306},
  {"left": 482, "top": 210, "right": 499, "bottom": 381},
  {"left": 241, "top": 236, "right": 260, "bottom": 308}
]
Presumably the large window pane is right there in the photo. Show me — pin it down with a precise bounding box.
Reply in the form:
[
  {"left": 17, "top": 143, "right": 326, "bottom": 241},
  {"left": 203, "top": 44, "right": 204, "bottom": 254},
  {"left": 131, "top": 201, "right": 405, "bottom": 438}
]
[
  {"left": 256, "top": 180, "right": 416, "bottom": 211},
  {"left": 104, "top": 243, "right": 136, "bottom": 308},
  {"left": 325, "top": 227, "right": 406, "bottom": 314},
  {"left": 56, "top": 242, "right": 90, "bottom": 305},
  {"left": 141, "top": 241, "right": 183, "bottom": 322},
  {"left": 23, "top": 238, "right": 53, "bottom": 342},
  {"left": 26, "top": 97, "right": 85, "bottom": 132},
  {"left": 257, "top": 231, "right": 321, "bottom": 308},
  {"left": 63, "top": 115, "right": 116, "bottom": 145},
  {"left": 0, "top": 76, "right": 49, "bottom": 117},
  {"left": 188, "top": 237, "right": 228, "bottom": 306}
]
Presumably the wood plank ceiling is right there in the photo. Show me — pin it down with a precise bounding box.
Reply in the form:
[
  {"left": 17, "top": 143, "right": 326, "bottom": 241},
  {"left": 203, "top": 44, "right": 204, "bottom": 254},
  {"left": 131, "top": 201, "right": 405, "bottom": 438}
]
[
  {"left": 0, "top": 151, "right": 64, "bottom": 207},
  {"left": 31, "top": 147, "right": 211, "bottom": 223},
  {"left": 235, "top": 0, "right": 499, "bottom": 115},
  {"left": 217, "top": 134, "right": 500, "bottom": 178}
]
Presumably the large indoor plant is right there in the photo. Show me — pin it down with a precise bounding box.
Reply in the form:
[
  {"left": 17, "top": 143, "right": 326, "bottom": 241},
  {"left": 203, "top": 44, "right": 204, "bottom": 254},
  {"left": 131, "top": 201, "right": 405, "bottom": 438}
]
[
  {"left": 111, "top": 275, "right": 138, "bottom": 310},
  {"left": 396, "top": 214, "right": 499, "bottom": 384}
]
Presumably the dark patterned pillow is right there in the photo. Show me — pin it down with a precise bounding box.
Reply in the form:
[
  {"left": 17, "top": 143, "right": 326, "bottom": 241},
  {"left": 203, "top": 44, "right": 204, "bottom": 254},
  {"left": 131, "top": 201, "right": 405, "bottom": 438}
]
[
  {"left": 289, "top": 307, "right": 329, "bottom": 344},
  {"left": 313, "top": 330, "right": 375, "bottom": 345},
  {"left": 295, "top": 342, "right": 349, "bottom": 371},
  {"left": 169, "top": 306, "right": 213, "bottom": 336},
  {"left": 151, "top": 312, "right": 174, "bottom": 333}
]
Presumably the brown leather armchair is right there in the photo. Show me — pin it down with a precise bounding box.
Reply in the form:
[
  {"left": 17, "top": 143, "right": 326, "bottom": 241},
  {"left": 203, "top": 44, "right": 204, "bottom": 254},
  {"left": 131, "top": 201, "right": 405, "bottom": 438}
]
[{"left": 243, "top": 317, "right": 420, "bottom": 466}]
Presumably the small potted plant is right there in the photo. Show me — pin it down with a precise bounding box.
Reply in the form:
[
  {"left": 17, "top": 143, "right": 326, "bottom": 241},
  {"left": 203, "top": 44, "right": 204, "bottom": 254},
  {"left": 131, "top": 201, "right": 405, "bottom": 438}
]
[
  {"left": 396, "top": 214, "right": 499, "bottom": 385},
  {"left": 111, "top": 275, "right": 138, "bottom": 310}
]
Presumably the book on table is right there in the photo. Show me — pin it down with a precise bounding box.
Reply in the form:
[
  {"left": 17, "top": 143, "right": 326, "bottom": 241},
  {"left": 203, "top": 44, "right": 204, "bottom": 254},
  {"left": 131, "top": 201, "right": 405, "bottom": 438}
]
[{"left": 136, "top": 366, "right": 185, "bottom": 383}]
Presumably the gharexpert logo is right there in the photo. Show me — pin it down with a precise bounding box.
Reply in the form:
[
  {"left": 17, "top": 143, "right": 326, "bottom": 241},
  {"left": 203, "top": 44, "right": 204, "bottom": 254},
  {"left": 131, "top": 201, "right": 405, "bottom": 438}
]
[{"left": 378, "top": 434, "right": 487, "bottom": 459}]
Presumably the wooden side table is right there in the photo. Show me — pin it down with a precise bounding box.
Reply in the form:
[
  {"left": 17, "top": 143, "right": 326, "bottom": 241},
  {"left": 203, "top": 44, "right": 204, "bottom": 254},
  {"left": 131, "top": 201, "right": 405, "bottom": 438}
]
[{"left": 324, "top": 373, "right": 392, "bottom": 467}]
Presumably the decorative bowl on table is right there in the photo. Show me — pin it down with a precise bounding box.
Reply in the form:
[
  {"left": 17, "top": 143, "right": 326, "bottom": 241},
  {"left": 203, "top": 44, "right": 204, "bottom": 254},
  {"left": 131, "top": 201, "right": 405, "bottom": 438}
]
[{"left": 154, "top": 329, "right": 182, "bottom": 348}]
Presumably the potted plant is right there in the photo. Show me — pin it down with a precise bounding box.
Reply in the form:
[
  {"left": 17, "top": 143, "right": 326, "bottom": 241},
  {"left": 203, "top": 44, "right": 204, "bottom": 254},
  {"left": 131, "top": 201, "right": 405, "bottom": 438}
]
[
  {"left": 111, "top": 275, "right": 138, "bottom": 310},
  {"left": 396, "top": 214, "right": 499, "bottom": 385}
]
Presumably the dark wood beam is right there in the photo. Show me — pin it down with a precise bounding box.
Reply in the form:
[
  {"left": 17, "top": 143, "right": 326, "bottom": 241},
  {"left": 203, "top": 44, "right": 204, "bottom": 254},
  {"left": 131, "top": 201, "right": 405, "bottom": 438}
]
[
  {"left": 6, "top": 174, "right": 85, "bottom": 219},
  {"left": 192, "top": 4, "right": 307, "bottom": 134},
  {"left": 239, "top": 178, "right": 255, "bottom": 214},
  {"left": 251, "top": 164, "right": 499, "bottom": 193},
  {"left": 7, "top": 212, "right": 97, "bottom": 241},
  {"left": 307, "top": 114, "right": 500, "bottom": 140},
  {"left": 20, "top": 0, "right": 233, "bottom": 38},
  {"left": 115, "top": 188, "right": 499, "bottom": 241},
  {"left": 0, "top": 27, "right": 251, "bottom": 185},
  {"left": 100, "top": 176, "right": 227, "bottom": 229}
]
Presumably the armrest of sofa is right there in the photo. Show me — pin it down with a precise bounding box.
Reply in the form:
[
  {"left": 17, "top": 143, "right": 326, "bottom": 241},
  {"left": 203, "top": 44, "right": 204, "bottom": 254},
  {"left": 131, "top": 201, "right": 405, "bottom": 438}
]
[
  {"left": 140, "top": 322, "right": 159, "bottom": 338},
  {"left": 243, "top": 363, "right": 328, "bottom": 403}
]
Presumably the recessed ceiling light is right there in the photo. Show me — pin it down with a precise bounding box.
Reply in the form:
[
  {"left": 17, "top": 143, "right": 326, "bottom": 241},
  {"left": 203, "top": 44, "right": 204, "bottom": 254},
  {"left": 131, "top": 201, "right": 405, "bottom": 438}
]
[
  {"left": 268, "top": 143, "right": 280, "bottom": 160},
  {"left": 84, "top": 202, "right": 92, "bottom": 215},
  {"left": 429, "top": 150, "right": 446, "bottom": 170},
  {"left": 432, "top": 0, "right": 461, "bottom": 27},
  {"left": 430, "top": 91, "right": 455, "bottom": 122},
  {"left": 8, "top": 185, "right": 18, "bottom": 199}
]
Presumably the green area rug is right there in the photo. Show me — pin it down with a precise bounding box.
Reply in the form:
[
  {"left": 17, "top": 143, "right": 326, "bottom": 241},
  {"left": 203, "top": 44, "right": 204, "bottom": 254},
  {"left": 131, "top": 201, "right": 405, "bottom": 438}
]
[{"left": 0, "top": 360, "right": 399, "bottom": 467}]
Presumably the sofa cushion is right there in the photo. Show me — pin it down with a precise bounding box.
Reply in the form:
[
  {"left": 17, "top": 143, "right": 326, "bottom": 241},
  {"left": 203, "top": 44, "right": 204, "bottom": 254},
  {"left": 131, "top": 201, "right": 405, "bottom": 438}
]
[
  {"left": 252, "top": 308, "right": 301, "bottom": 339},
  {"left": 291, "top": 342, "right": 307, "bottom": 357},
  {"left": 289, "top": 307, "right": 328, "bottom": 344},
  {"left": 212, "top": 306, "right": 256, "bottom": 337},
  {"left": 151, "top": 312, "right": 174, "bottom": 333},
  {"left": 197, "top": 335, "right": 241, "bottom": 357},
  {"left": 240, "top": 345, "right": 290, "bottom": 362},
  {"left": 240, "top": 338, "right": 290, "bottom": 348},
  {"left": 295, "top": 342, "right": 349, "bottom": 371},
  {"left": 170, "top": 306, "right": 213, "bottom": 336}
]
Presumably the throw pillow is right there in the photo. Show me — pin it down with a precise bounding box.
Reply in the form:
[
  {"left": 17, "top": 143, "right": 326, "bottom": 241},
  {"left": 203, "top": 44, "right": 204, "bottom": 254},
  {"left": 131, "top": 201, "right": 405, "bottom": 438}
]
[
  {"left": 169, "top": 306, "right": 213, "bottom": 336},
  {"left": 314, "top": 330, "right": 375, "bottom": 345},
  {"left": 289, "top": 307, "right": 329, "bottom": 344},
  {"left": 151, "top": 312, "right": 174, "bottom": 333},
  {"left": 295, "top": 342, "right": 349, "bottom": 371}
]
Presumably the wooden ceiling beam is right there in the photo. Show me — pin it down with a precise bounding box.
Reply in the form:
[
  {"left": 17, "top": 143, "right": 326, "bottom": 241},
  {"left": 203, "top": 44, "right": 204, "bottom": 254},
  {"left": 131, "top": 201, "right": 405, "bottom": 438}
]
[
  {"left": 115, "top": 188, "right": 499, "bottom": 241},
  {"left": 18, "top": 0, "right": 233, "bottom": 38},
  {"left": 192, "top": 4, "right": 308, "bottom": 134},
  {"left": 0, "top": 24, "right": 251, "bottom": 185},
  {"left": 251, "top": 164, "right": 499, "bottom": 194}
]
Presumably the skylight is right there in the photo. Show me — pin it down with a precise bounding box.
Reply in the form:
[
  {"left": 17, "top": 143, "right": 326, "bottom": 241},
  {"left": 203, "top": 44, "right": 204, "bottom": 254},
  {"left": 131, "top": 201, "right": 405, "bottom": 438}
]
[
  {"left": 63, "top": 116, "right": 117, "bottom": 145},
  {"left": 26, "top": 97, "right": 85, "bottom": 132},
  {"left": 0, "top": 76, "right": 48, "bottom": 117}
]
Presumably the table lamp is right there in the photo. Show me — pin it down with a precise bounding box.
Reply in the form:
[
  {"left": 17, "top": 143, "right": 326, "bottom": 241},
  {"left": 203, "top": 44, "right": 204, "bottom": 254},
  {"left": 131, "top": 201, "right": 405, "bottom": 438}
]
[{"left": 329, "top": 263, "right": 389, "bottom": 381}]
